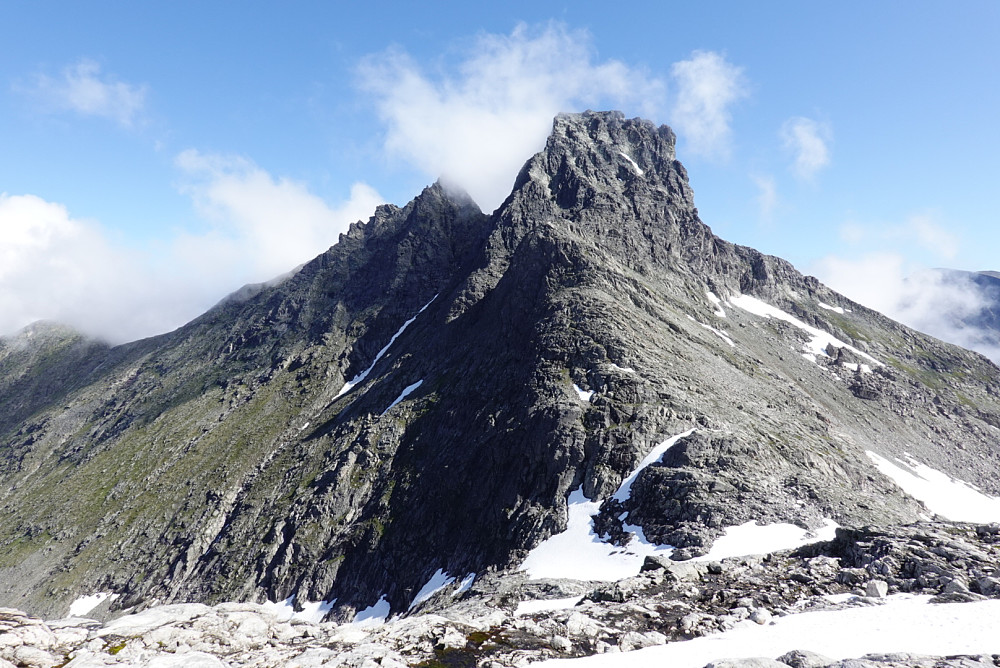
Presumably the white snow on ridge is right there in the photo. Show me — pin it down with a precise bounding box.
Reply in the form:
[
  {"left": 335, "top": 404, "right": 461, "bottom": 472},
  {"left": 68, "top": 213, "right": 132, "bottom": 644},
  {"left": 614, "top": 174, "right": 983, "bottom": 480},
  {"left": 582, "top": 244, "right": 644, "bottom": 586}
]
[
  {"left": 842, "top": 362, "right": 872, "bottom": 374},
  {"left": 335, "top": 294, "right": 437, "bottom": 399},
  {"left": 262, "top": 596, "right": 335, "bottom": 624},
  {"left": 867, "top": 451, "right": 1000, "bottom": 523},
  {"left": 618, "top": 151, "right": 644, "bottom": 176},
  {"left": 382, "top": 379, "right": 423, "bottom": 416},
  {"left": 352, "top": 596, "right": 391, "bottom": 627},
  {"left": 818, "top": 301, "right": 847, "bottom": 314},
  {"left": 68, "top": 592, "right": 119, "bottom": 617},
  {"left": 729, "top": 294, "right": 881, "bottom": 366},
  {"left": 608, "top": 363, "right": 635, "bottom": 374},
  {"left": 537, "top": 596, "right": 1000, "bottom": 668},
  {"left": 453, "top": 573, "right": 475, "bottom": 596},
  {"left": 521, "top": 428, "right": 838, "bottom": 582},
  {"left": 687, "top": 315, "right": 735, "bottom": 348}
]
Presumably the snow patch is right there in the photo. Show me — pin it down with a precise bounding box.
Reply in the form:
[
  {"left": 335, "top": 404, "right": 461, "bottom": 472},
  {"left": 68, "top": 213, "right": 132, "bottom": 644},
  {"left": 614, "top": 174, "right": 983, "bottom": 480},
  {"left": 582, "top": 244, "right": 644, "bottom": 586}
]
[
  {"left": 453, "top": 573, "right": 475, "bottom": 596},
  {"left": 261, "top": 596, "right": 335, "bottom": 624},
  {"left": 68, "top": 592, "right": 119, "bottom": 617},
  {"left": 687, "top": 315, "right": 736, "bottom": 348},
  {"left": 409, "top": 569, "right": 454, "bottom": 610},
  {"left": 335, "top": 295, "right": 437, "bottom": 399},
  {"left": 729, "top": 294, "right": 881, "bottom": 366},
  {"left": 573, "top": 384, "right": 594, "bottom": 402},
  {"left": 536, "top": 595, "right": 1000, "bottom": 668},
  {"left": 608, "top": 363, "right": 635, "bottom": 374},
  {"left": 818, "top": 301, "right": 846, "bottom": 314},
  {"left": 618, "top": 151, "right": 644, "bottom": 176},
  {"left": 516, "top": 596, "right": 584, "bottom": 616},
  {"left": 867, "top": 451, "right": 1000, "bottom": 523},
  {"left": 522, "top": 430, "right": 694, "bottom": 581},
  {"left": 842, "top": 362, "right": 872, "bottom": 374},
  {"left": 352, "top": 596, "right": 391, "bottom": 627},
  {"left": 707, "top": 291, "right": 726, "bottom": 318},
  {"left": 520, "top": 429, "right": 832, "bottom": 583},
  {"left": 382, "top": 379, "right": 423, "bottom": 416},
  {"left": 694, "top": 519, "right": 839, "bottom": 562},
  {"left": 519, "top": 487, "right": 673, "bottom": 581}
]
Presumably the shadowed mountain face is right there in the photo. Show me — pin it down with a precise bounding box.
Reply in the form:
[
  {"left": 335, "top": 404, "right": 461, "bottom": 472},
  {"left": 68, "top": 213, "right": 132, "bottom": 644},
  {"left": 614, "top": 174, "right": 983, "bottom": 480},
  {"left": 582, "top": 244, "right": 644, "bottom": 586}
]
[{"left": 2, "top": 111, "right": 1000, "bottom": 620}]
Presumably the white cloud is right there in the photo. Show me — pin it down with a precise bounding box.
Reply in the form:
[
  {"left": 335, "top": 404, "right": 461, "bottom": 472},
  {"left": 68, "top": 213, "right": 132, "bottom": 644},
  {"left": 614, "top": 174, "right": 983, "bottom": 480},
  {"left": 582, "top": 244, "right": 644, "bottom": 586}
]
[
  {"left": 358, "top": 22, "right": 665, "bottom": 212},
  {"left": 174, "top": 150, "right": 383, "bottom": 279},
  {"left": 669, "top": 50, "right": 748, "bottom": 159},
  {"left": 0, "top": 193, "right": 150, "bottom": 339},
  {"left": 811, "top": 212, "right": 1000, "bottom": 360},
  {"left": 781, "top": 116, "right": 831, "bottom": 179},
  {"left": 751, "top": 174, "right": 778, "bottom": 220},
  {"left": 28, "top": 59, "right": 147, "bottom": 127},
  {"left": 812, "top": 254, "right": 1000, "bottom": 362},
  {"left": 0, "top": 161, "right": 383, "bottom": 343}
]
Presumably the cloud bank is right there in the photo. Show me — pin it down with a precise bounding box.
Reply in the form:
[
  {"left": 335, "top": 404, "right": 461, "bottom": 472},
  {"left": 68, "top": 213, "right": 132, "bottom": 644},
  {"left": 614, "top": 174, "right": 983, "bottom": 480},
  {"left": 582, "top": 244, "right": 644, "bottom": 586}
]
[
  {"left": 814, "top": 254, "right": 1000, "bottom": 362},
  {"left": 26, "top": 59, "right": 147, "bottom": 127},
  {"left": 358, "top": 23, "right": 666, "bottom": 211},
  {"left": 0, "top": 165, "right": 383, "bottom": 343},
  {"left": 813, "top": 214, "right": 999, "bottom": 362}
]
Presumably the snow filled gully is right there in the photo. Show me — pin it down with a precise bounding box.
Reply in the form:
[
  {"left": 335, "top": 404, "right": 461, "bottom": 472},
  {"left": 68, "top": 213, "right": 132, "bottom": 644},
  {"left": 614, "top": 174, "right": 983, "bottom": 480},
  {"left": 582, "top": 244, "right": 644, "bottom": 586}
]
[
  {"left": 334, "top": 294, "right": 437, "bottom": 400},
  {"left": 520, "top": 428, "right": 838, "bottom": 583}
]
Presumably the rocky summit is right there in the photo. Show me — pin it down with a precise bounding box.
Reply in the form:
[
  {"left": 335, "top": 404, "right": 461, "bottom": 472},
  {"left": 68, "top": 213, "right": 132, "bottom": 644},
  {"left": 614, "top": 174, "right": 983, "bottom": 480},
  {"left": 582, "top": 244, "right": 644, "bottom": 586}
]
[{"left": 2, "top": 111, "right": 1000, "bottom": 664}]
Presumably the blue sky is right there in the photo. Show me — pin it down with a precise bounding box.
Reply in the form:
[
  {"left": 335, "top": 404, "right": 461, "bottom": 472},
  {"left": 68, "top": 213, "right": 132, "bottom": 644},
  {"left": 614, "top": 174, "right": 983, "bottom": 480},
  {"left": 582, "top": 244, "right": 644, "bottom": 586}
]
[{"left": 2, "top": 1, "right": 999, "bottom": 343}]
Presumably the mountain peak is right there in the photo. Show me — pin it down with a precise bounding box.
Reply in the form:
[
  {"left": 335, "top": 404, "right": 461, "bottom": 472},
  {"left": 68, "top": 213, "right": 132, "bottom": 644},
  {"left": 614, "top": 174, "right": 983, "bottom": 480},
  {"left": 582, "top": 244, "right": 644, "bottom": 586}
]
[{"left": 508, "top": 111, "right": 691, "bottom": 218}]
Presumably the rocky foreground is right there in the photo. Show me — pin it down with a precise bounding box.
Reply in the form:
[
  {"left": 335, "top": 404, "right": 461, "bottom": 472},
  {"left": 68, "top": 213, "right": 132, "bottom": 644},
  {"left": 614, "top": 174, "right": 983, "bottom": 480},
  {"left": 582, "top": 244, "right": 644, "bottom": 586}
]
[{"left": 1, "top": 522, "right": 998, "bottom": 667}]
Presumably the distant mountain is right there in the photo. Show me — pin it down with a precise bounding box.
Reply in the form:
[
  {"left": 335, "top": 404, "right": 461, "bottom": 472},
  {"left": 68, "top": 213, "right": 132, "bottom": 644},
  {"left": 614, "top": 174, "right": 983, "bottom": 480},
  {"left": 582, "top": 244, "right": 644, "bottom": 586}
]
[{"left": 2, "top": 111, "right": 1000, "bottom": 629}]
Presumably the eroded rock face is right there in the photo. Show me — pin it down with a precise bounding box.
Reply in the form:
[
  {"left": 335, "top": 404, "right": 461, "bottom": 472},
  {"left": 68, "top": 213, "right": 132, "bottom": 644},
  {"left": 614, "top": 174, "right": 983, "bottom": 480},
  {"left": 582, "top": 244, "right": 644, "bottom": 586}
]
[{"left": 2, "top": 112, "right": 1000, "bottom": 623}]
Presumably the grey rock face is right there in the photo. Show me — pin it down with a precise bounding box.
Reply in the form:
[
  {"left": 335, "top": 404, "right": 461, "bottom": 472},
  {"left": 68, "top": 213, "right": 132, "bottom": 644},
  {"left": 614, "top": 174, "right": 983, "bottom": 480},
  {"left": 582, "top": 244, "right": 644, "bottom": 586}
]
[
  {"left": 1, "top": 111, "right": 1000, "bottom": 625},
  {"left": 863, "top": 580, "right": 888, "bottom": 598}
]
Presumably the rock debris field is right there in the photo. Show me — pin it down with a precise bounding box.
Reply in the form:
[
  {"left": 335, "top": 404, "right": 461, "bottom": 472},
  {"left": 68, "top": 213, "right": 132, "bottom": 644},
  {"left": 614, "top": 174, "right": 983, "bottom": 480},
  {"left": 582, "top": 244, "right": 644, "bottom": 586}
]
[{"left": 2, "top": 522, "right": 999, "bottom": 667}]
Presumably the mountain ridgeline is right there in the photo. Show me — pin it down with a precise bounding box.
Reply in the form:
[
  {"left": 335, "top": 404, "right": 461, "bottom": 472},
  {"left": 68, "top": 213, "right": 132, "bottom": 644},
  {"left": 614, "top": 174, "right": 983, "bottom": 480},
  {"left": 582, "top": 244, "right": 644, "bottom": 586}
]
[{"left": 2, "top": 111, "right": 1000, "bottom": 620}]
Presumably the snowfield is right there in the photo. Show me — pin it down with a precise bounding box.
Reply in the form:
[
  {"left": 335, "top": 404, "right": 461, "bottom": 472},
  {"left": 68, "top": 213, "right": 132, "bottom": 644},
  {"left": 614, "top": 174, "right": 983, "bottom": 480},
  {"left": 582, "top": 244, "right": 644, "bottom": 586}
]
[
  {"left": 867, "top": 451, "right": 1000, "bottom": 523},
  {"left": 521, "top": 429, "right": 839, "bottom": 582},
  {"left": 538, "top": 595, "right": 1000, "bottom": 668}
]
